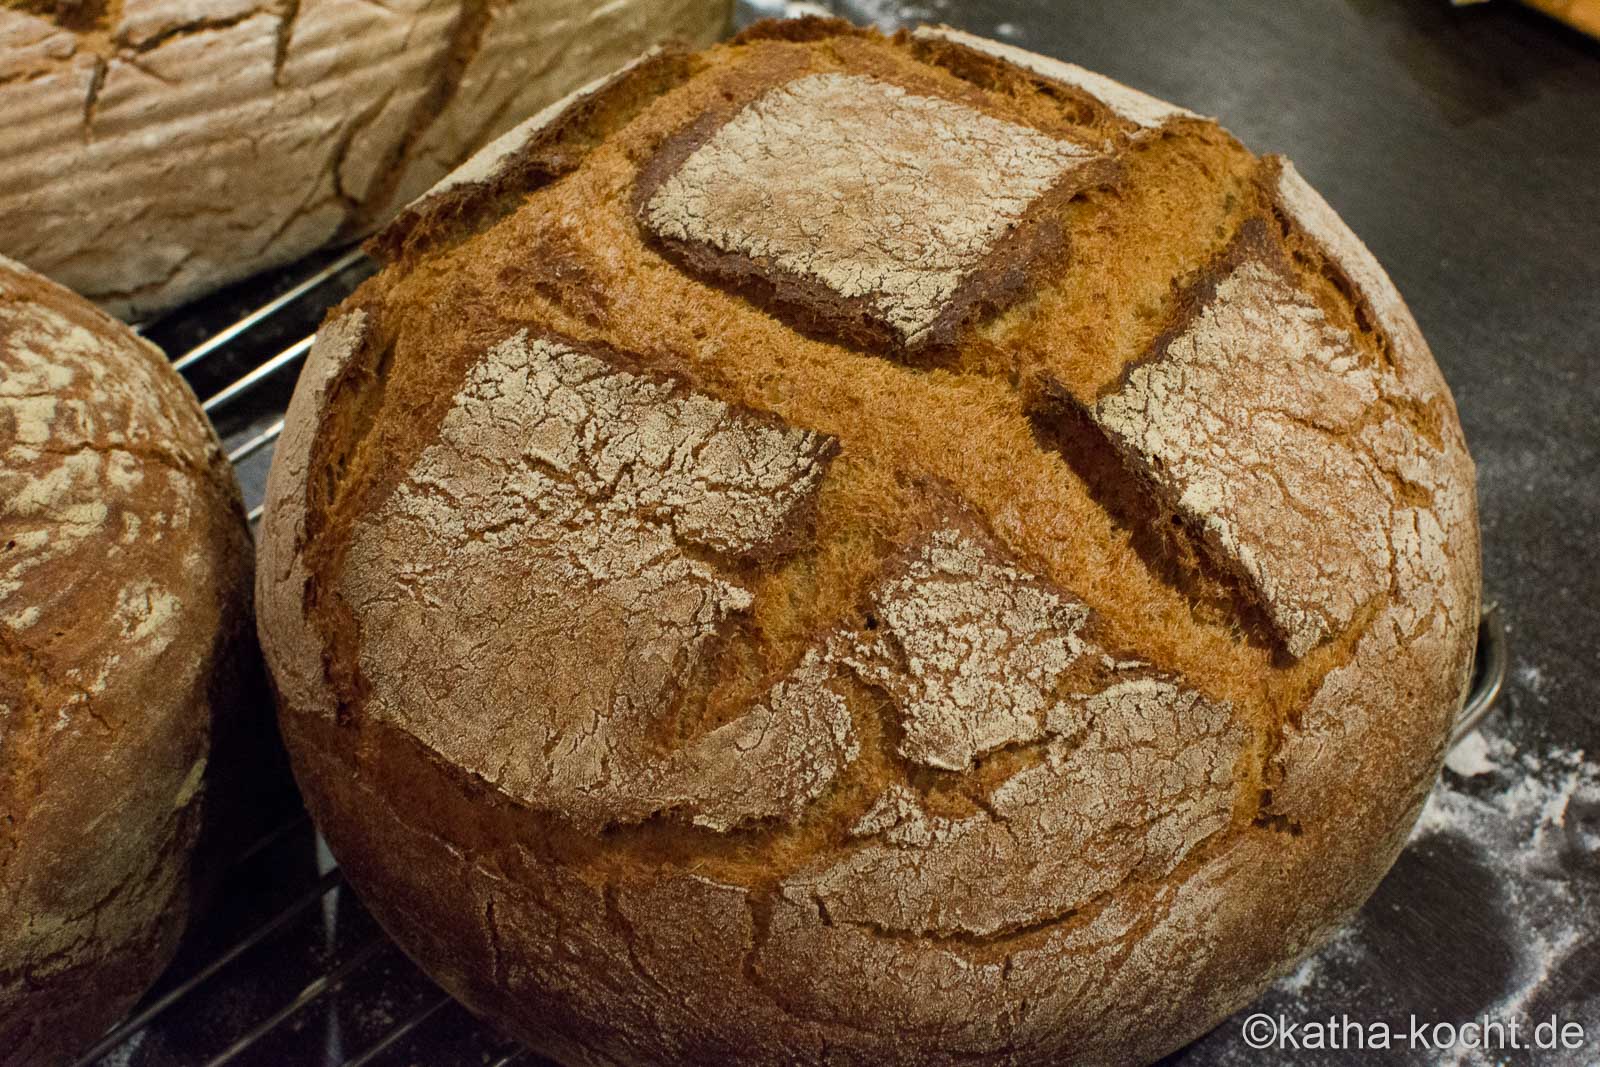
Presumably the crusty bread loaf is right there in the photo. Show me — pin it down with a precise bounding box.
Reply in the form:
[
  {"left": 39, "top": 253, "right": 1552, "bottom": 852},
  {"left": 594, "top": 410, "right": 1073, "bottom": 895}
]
[
  {"left": 259, "top": 18, "right": 1480, "bottom": 1065},
  {"left": 0, "top": 0, "right": 730, "bottom": 319},
  {"left": 0, "top": 256, "right": 255, "bottom": 1065}
]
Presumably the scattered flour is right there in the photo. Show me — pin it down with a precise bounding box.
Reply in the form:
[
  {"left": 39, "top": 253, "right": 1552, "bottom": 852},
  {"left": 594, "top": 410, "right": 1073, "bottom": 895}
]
[
  {"left": 1423, "top": 737, "right": 1597, "bottom": 1067},
  {"left": 1516, "top": 662, "right": 1549, "bottom": 701},
  {"left": 1275, "top": 924, "right": 1363, "bottom": 997},
  {"left": 1267, "top": 731, "right": 1598, "bottom": 1066},
  {"left": 98, "top": 1029, "right": 146, "bottom": 1067},
  {"left": 832, "top": 0, "right": 950, "bottom": 30},
  {"left": 1443, "top": 729, "right": 1496, "bottom": 777}
]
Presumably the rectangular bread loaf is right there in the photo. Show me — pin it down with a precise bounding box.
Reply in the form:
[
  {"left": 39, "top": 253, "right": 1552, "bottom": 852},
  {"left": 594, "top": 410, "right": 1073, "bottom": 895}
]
[{"left": 0, "top": 0, "right": 731, "bottom": 318}]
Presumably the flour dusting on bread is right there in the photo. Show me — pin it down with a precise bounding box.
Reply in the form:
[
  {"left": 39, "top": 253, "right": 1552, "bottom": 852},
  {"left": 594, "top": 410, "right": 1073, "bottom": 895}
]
[
  {"left": 643, "top": 71, "right": 1100, "bottom": 347},
  {"left": 342, "top": 330, "right": 846, "bottom": 831},
  {"left": 840, "top": 524, "right": 1092, "bottom": 771},
  {"left": 793, "top": 674, "right": 1243, "bottom": 938},
  {"left": 1, "top": 256, "right": 251, "bottom": 1064},
  {"left": 1094, "top": 239, "right": 1394, "bottom": 658},
  {"left": 259, "top": 20, "right": 1480, "bottom": 1067}
]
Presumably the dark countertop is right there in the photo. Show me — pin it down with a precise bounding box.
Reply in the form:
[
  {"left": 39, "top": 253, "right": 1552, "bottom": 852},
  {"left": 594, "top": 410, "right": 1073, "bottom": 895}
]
[{"left": 120, "top": 2, "right": 1599, "bottom": 1065}]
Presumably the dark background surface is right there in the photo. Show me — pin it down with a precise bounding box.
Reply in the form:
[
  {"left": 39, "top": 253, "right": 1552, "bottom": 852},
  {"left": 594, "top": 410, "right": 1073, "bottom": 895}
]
[{"left": 115, "top": 1, "right": 1599, "bottom": 1065}]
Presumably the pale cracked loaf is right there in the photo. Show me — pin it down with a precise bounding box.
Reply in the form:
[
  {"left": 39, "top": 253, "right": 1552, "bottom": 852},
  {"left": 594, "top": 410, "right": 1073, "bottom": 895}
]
[
  {"left": 258, "top": 18, "right": 1481, "bottom": 1066},
  {"left": 0, "top": 0, "right": 730, "bottom": 319},
  {"left": 0, "top": 255, "right": 255, "bottom": 1065}
]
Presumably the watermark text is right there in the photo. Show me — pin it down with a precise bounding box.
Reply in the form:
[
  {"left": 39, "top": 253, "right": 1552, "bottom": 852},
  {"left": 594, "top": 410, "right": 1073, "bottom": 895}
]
[{"left": 1241, "top": 1012, "right": 1587, "bottom": 1053}]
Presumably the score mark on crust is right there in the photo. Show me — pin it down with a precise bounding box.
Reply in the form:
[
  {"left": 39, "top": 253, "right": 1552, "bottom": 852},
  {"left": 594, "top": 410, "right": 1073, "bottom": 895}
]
[{"left": 636, "top": 70, "right": 1117, "bottom": 355}]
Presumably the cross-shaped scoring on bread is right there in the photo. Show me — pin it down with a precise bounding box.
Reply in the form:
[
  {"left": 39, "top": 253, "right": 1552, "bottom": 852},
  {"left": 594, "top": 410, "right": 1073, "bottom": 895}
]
[
  {"left": 334, "top": 321, "right": 1240, "bottom": 876},
  {"left": 259, "top": 19, "right": 1480, "bottom": 1066}
]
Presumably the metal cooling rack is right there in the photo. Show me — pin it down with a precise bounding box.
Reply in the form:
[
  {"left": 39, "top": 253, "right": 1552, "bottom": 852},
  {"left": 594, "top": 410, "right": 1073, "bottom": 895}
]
[
  {"left": 74, "top": 247, "right": 533, "bottom": 1067},
  {"left": 81, "top": 241, "right": 1508, "bottom": 1067}
]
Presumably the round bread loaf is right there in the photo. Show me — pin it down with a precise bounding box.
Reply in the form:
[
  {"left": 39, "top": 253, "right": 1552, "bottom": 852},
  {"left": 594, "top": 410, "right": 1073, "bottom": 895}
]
[
  {"left": 259, "top": 19, "right": 1480, "bottom": 1066},
  {"left": 0, "top": 0, "right": 729, "bottom": 318},
  {"left": 0, "top": 256, "right": 255, "bottom": 1064}
]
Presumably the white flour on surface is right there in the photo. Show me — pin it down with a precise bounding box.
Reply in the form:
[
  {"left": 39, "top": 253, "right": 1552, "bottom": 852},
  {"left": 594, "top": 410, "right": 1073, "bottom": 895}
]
[
  {"left": 1516, "top": 662, "right": 1550, "bottom": 701},
  {"left": 1418, "top": 737, "right": 1598, "bottom": 1065},
  {"left": 1444, "top": 731, "right": 1497, "bottom": 777},
  {"left": 830, "top": 0, "right": 950, "bottom": 29},
  {"left": 1275, "top": 924, "right": 1365, "bottom": 998},
  {"left": 1251, "top": 731, "right": 1599, "bottom": 1066},
  {"left": 737, "top": 0, "right": 946, "bottom": 30}
]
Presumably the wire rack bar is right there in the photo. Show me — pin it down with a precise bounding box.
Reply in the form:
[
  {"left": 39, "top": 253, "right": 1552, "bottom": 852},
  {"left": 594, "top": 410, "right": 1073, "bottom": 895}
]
[
  {"left": 198, "top": 936, "right": 389, "bottom": 1067},
  {"left": 227, "top": 418, "right": 286, "bottom": 466},
  {"left": 1453, "top": 604, "right": 1507, "bottom": 743},
  {"left": 202, "top": 336, "right": 312, "bottom": 415},
  {"left": 172, "top": 249, "right": 367, "bottom": 374},
  {"left": 74, "top": 868, "right": 346, "bottom": 1067},
  {"left": 338, "top": 995, "right": 454, "bottom": 1067}
]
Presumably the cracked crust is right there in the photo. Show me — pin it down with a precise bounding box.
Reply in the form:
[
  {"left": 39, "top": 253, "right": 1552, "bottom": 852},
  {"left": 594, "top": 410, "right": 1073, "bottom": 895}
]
[
  {"left": 840, "top": 522, "right": 1094, "bottom": 771},
  {"left": 798, "top": 671, "right": 1244, "bottom": 940},
  {"left": 337, "top": 329, "right": 848, "bottom": 833},
  {"left": 0, "top": 0, "right": 730, "bottom": 318},
  {"left": 0, "top": 256, "right": 254, "bottom": 1065},
  {"left": 260, "top": 20, "right": 1480, "bottom": 1067},
  {"left": 1258, "top": 156, "right": 1480, "bottom": 836},
  {"left": 1091, "top": 221, "right": 1396, "bottom": 658},
  {"left": 637, "top": 70, "right": 1114, "bottom": 353}
]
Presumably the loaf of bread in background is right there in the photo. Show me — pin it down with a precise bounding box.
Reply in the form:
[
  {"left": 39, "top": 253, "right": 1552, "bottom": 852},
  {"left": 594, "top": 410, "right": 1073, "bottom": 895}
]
[
  {"left": 0, "top": 256, "right": 256, "bottom": 1065},
  {"left": 0, "top": 0, "right": 730, "bottom": 320},
  {"left": 261, "top": 19, "right": 1480, "bottom": 1065}
]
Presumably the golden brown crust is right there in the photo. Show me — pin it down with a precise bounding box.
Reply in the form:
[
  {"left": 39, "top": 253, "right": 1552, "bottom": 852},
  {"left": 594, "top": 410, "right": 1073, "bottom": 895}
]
[
  {"left": 907, "top": 25, "right": 1201, "bottom": 132},
  {"left": 261, "top": 21, "right": 1480, "bottom": 1066},
  {"left": 0, "top": 255, "right": 254, "bottom": 1065},
  {"left": 368, "top": 44, "right": 702, "bottom": 269}
]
